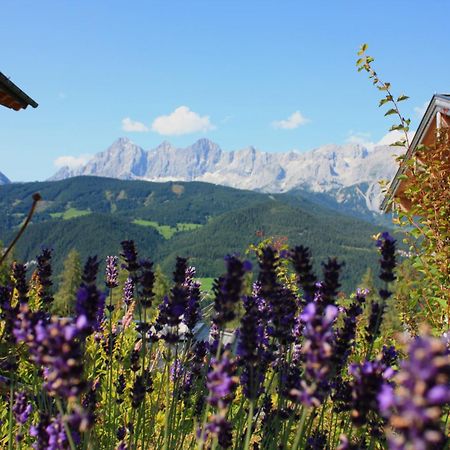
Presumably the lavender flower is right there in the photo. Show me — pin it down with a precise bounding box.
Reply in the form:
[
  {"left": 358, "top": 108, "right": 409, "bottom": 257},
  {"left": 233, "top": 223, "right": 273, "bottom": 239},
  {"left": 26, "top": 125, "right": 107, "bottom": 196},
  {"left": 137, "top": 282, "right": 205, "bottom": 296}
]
[
  {"left": 332, "top": 288, "right": 366, "bottom": 376},
  {"left": 122, "top": 277, "right": 134, "bottom": 306},
  {"left": 130, "top": 375, "right": 146, "bottom": 408},
  {"left": 319, "top": 257, "right": 345, "bottom": 307},
  {"left": 213, "top": 255, "right": 250, "bottom": 327},
  {"left": 13, "top": 262, "right": 28, "bottom": 304},
  {"left": 36, "top": 248, "right": 54, "bottom": 306},
  {"left": 290, "top": 303, "right": 338, "bottom": 407},
  {"left": 205, "top": 415, "right": 233, "bottom": 448},
  {"left": 34, "top": 317, "right": 86, "bottom": 399},
  {"left": 75, "top": 256, "right": 106, "bottom": 335},
  {"left": 306, "top": 430, "right": 328, "bottom": 450},
  {"left": 237, "top": 295, "right": 268, "bottom": 399},
  {"left": 337, "top": 434, "right": 367, "bottom": 450},
  {"left": 120, "top": 240, "right": 140, "bottom": 277},
  {"left": 105, "top": 256, "right": 119, "bottom": 288},
  {"left": 13, "top": 392, "right": 32, "bottom": 425},
  {"left": 376, "top": 232, "right": 396, "bottom": 284},
  {"left": 203, "top": 352, "right": 237, "bottom": 449},
  {"left": 348, "top": 357, "right": 394, "bottom": 426},
  {"left": 116, "top": 373, "right": 126, "bottom": 404},
  {"left": 164, "top": 257, "right": 189, "bottom": 339},
  {"left": 183, "top": 266, "right": 202, "bottom": 332},
  {"left": 290, "top": 245, "right": 317, "bottom": 303},
  {"left": 30, "top": 413, "right": 51, "bottom": 449},
  {"left": 138, "top": 258, "right": 155, "bottom": 308},
  {"left": 207, "top": 352, "right": 238, "bottom": 410},
  {"left": 378, "top": 334, "right": 450, "bottom": 450},
  {"left": 45, "top": 415, "right": 69, "bottom": 449},
  {"left": 0, "top": 285, "right": 16, "bottom": 342},
  {"left": 258, "top": 247, "right": 296, "bottom": 344},
  {"left": 365, "top": 301, "right": 385, "bottom": 343}
]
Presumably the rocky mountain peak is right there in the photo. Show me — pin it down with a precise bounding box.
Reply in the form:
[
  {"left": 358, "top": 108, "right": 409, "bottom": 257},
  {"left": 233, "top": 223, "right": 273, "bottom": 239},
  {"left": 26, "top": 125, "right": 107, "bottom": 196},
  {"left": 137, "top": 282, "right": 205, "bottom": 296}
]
[{"left": 49, "top": 138, "right": 402, "bottom": 215}]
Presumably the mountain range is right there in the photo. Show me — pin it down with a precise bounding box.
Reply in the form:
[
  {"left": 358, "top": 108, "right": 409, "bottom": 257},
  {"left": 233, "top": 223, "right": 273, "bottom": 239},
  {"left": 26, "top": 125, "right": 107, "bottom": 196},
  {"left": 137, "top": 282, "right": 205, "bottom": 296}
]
[{"left": 51, "top": 138, "right": 402, "bottom": 219}]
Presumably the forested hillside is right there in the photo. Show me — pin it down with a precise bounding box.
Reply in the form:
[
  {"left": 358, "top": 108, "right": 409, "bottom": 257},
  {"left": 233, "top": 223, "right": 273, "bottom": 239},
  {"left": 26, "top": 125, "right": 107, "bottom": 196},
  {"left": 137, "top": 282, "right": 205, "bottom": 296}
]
[{"left": 0, "top": 176, "right": 389, "bottom": 292}]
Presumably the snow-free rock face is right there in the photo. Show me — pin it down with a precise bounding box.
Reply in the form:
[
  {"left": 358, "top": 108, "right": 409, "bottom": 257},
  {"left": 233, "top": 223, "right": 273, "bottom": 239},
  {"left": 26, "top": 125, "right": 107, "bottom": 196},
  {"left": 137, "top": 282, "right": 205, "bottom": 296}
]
[
  {"left": 50, "top": 138, "right": 402, "bottom": 215},
  {"left": 0, "top": 171, "right": 10, "bottom": 185}
]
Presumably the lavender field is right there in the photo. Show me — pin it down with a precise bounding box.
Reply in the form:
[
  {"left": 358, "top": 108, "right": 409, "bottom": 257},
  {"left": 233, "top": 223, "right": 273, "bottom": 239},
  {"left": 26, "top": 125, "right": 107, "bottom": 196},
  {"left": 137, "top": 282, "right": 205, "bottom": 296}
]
[{"left": 0, "top": 225, "right": 448, "bottom": 449}]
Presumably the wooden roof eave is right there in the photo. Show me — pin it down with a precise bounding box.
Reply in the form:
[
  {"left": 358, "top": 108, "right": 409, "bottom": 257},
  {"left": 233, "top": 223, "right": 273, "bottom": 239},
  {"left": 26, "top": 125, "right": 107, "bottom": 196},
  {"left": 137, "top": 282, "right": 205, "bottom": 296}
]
[{"left": 0, "top": 72, "right": 38, "bottom": 111}]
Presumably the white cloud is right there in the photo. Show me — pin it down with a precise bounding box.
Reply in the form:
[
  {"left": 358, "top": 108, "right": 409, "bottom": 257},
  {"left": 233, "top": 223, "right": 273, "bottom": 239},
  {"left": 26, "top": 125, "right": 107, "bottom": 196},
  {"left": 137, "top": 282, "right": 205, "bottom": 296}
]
[
  {"left": 272, "top": 111, "right": 310, "bottom": 129},
  {"left": 414, "top": 101, "right": 428, "bottom": 118},
  {"left": 54, "top": 154, "right": 92, "bottom": 169},
  {"left": 346, "top": 131, "right": 373, "bottom": 146},
  {"left": 122, "top": 117, "right": 149, "bottom": 132},
  {"left": 151, "top": 106, "right": 215, "bottom": 135},
  {"left": 377, "top": 130, "right": 415, "bottom": 147},
  {"left": 346, "top": 129, "right": 415, "bottom": 150}
]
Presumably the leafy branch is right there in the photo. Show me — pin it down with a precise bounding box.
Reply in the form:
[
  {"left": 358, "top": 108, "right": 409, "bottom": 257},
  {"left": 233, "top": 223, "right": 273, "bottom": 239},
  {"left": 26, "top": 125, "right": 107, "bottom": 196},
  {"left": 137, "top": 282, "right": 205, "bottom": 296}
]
[{"left": 356, "top": 43, "right": 411, "bottom": 149}]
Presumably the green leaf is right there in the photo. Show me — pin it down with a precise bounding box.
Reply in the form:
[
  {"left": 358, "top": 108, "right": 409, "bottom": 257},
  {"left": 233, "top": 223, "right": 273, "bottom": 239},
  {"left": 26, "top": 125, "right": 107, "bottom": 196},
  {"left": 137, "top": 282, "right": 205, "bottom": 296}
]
[
  {"left": 379, "top": 98, "right": 390, "bottom": 107},
  {"left": 357, "top": 43, "right": 368, "bottom": 55},
  {"left": 389, "top": 124, "right": 404, "bottom": 131},
  {"left": 384, "top": 108, "right": 397, "bottom": 116},
  {"left": 397, "top": 95, "right": 409, "bottom": 102}
]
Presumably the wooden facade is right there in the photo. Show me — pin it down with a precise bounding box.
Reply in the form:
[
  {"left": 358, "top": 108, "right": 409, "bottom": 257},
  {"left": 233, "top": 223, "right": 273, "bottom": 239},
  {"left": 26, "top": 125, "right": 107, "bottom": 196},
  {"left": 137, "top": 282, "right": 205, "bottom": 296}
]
[{"left": 382, "top": 94, "right": 450, "bottom": 212}]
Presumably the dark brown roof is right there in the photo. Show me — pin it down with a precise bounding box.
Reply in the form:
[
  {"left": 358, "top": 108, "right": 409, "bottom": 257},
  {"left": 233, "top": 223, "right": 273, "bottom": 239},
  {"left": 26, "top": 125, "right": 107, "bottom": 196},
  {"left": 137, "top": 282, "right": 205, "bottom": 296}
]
[{"left": 0, "top": 71, "right": 38, "bottom": 111}]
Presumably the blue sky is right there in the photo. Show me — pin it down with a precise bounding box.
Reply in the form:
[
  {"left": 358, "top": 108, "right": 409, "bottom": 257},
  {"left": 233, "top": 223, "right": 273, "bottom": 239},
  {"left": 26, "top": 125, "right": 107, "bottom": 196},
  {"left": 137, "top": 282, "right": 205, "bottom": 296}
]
[{"left": 1, "top": 0, "right": 449, "bottom": 181}]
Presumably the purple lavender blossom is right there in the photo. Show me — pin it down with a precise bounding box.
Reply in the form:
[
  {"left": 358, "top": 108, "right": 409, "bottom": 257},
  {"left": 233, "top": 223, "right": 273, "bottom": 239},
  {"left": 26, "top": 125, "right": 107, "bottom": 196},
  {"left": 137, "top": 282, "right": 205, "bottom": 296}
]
[
  {"left": 376, "top": 232, "right": 396, "bottom": 284},
  {"left": 0, "top": 285, "right": 16, "bottom": 342},
  {"left": 237, "top": 295, "right": 268, "bottom": 399},
  {"left": 34, "top": 318, "right": 86, "bottom": 399},
  {"left": 36, "top": 248, "right": 54, "bottom": 306},
  {"left": 348, "top": 357, "right": 394, "bottom": 426},
  {"left": 336, "top": 434, "right": 367, "bottom": 450},
  {"left": 379, "top": 334, "right": 449, "bottom": 450},
  {"left": 205, "top": 415, "right": 233, "bottom": 448},
  {"left": 290, "top": 245, "right": 317, "bottom": 303},
  {"left": 122, "top": 277, "right": 134, "bottom": 306},
  {"left": 183, "top": 266, "right": 202, "bottom": 332},
  {"left": 30, "top": 414, "right": 51, "bottom": 449},
  {"left": 120, "top": 240, "right": 140, "bottom": 276},
  {"left": 332, "top": 288, "right": 367, "bottom": 376},
  {"left": 105, "top": 256, "right": 119, "bottom": 289},
  {"left": 305, "top": 430, "right": 328, "bottom": 450},
  {"left": 138, "top": 258, "right": 155, "bottom": 308},
  {"left": 258, "top": 247, "right": 297, "bottom": 344},
  {"left": 45, "top": 415, "right": 68, "bottom": 449},
  {"left": 290, "top": 303, "right": 338, "bottom": 407},
  {"left": 75, "top": 256, "right": 106, "bottom": 335},
  {"left": 164, "top": 257, "right": 189, "bottom": 338},
  {"left": 130, "top": 374, "right": 146, "bottom": 408},
  {"left": 319, "top": 257, "right": 345, "bottom": 307},
  {"left": 13, "top": 262, "right": 28, "bottom": 304},
  {"left": 13, "top": 392, "right": 32, "bottom": 425},
  {"left": 207, "top": 352, "right": 238, "bottom": 410},
  {"left": 213, "top": 255, "right": 250, "bottom": 327}
]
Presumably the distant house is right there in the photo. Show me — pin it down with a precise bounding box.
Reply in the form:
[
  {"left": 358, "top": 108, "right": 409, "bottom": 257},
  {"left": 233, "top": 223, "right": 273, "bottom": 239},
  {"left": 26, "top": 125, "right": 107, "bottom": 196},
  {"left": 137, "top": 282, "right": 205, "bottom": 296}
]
[
  {"left": 0, "top": 71, "right": 38, "bottom": 111},
  {"left": 382, "top": 94, "right": 450, "bottom": 211}
]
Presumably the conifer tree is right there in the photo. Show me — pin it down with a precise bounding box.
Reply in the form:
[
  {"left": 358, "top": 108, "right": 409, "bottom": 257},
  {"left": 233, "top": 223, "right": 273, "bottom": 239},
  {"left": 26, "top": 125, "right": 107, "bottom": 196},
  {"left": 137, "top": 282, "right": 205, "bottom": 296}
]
[
  {"left": 53, "top": 248, "right": 82, "bottom": 316},
  {"left": 0, "top": 240, "right": 13, "bottom": 286}
]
